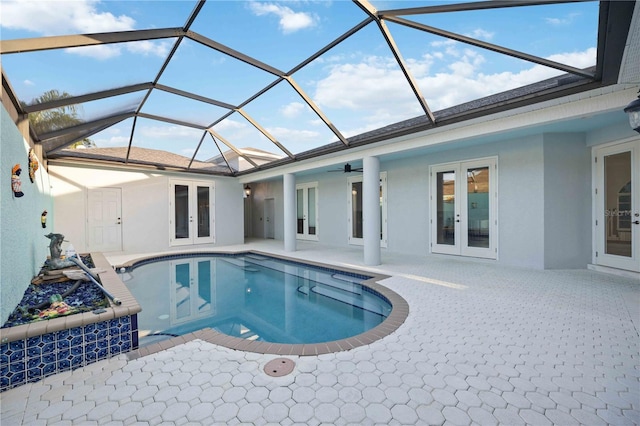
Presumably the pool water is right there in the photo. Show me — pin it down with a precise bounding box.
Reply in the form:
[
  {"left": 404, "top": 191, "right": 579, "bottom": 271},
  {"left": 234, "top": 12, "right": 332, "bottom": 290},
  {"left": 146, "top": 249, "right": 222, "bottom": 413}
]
[{"left": 121, "top": 254, "right": 392, "bottom": 346}]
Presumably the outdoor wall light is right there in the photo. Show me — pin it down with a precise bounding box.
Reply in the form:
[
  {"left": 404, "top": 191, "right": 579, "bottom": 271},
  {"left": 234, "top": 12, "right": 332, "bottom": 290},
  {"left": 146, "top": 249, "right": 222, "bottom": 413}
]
[
  {"left": 244, "top": 184, "right": 252, "bottom": 197},
  {"left": 624, "top": 91, "right": 640, "bottom": 133}
]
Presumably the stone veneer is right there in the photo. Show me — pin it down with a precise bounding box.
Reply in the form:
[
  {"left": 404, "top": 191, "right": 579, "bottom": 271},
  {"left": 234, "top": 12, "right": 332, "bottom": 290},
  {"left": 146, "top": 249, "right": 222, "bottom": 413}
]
[{"left": 0, "top": 253, "right": 140, "bottom": 392}]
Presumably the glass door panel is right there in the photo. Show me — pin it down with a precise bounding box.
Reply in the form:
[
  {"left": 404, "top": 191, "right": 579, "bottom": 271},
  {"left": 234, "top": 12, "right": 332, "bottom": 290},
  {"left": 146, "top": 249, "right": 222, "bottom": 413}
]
[
  {"left": 604, "top": 152, "right": 631, "bottom": 257},
  {"left": 351, "top": 181, "right": 363, "bottom": 239},
  {"left": 197, "top": 186, "right": 210, "bottom": 238},
  {"left": 174, "top": 184, "right": 190, "bottom": 240},
  {"left": 467, "top": 167, "right": 490, "bottom": 249},
  {"left": 297, "top": 188, "right": 304, "bottom": 234},
  {"left": 436, "top": 170, "right": 456, "bottom": 246},
  {"left": 308, "top": 187, "right": 317, "bottom": 235}
]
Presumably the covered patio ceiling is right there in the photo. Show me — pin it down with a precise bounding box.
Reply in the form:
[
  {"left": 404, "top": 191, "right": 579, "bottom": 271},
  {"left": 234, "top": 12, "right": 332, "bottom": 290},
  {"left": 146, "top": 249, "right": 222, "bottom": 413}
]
[{"left": 0, "top": 0, "right": 635, "bottom": 176}]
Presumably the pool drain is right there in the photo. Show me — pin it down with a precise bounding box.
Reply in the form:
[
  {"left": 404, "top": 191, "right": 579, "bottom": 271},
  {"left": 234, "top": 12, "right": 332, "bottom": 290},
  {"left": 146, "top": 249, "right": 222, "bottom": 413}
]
[{"left": 264, "top": 358, "right": 295, "bottom": 377}]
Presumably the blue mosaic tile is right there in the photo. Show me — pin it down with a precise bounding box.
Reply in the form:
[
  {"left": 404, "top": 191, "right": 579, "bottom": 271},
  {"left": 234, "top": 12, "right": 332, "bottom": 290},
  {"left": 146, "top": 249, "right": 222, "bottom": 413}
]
[
  {"left": 56, "top": 329, "right": 70, "bottom": 341},
  {"left": 27, "top": 345, "right": 42, "bottom": 358},
  {"left": 70, "top": 355, "right": 83, "bottom": 368},
  {"left": 43, "top": 362, "right": 56, "bottom": 375},
  {"left": 57, "top": 348, "right": 70, "bottom": 361},
  {"left": 10, "top": 371, "right": 25, "bottom": 386},
  {"left": 2, "top": 315, "right": 136, "bottom": 392},
  {"left": 9, "top": 349, "right": 25, "bottom": 363},
  {"left": 42, "top": 352, "right": 56, "bottom": 366},
  {"left": 27, "top": 336, "right": 41, "bottom": 347},
  {"left": 27, "top": 366, "right": 42, "bottom": 380},
  {"left": 57, "top": 359, "right": 71, "bottom": 371},
  {"left": 9, "top": 340, "right": 25, "bottom": 351},
  {"left": 27, "top": 357, "right": 41, "bottom": 370},
  {"left": 9, "top": 361, "right": 25, "bottom": 374},
  {"left": 71, "top": 345, "right": 83, "bottom": 357}
]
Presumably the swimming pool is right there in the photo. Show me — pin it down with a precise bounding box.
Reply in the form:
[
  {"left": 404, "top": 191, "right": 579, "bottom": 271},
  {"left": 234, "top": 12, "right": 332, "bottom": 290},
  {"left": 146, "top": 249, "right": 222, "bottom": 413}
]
[{"left": 119, "top": 253, "right": 405, "bottom": 350}]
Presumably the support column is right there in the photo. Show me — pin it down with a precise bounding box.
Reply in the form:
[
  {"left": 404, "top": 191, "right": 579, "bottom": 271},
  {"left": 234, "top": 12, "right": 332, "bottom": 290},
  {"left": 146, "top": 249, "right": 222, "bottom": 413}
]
[
  {"left": 283, "top": 173, "right": 296, "bottom": 252},
  {"left": 363, "top": 156, "right": 381, "bottom": 266}
]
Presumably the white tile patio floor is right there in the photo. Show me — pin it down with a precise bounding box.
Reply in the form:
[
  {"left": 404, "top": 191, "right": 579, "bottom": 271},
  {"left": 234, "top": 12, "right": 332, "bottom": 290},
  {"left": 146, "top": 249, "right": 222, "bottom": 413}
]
[{"left": 1, "top": 240, "right": 638, "bottom": 425}]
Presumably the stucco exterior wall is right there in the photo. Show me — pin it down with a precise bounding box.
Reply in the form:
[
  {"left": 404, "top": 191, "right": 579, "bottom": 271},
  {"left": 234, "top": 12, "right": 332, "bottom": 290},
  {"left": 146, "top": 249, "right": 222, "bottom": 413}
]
[
  {"left": 1, "top": 106, "right": 53, "bottom": 325},
  {"left": 48, "top": 163, "right": 244, "bottom": 255}
]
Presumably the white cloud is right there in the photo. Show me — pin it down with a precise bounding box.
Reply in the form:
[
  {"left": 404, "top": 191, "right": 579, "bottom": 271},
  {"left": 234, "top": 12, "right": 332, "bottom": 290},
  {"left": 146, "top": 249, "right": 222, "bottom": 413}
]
[
  {"left": 23, "top": 79, "right": 35, "bottom": 86},
  {"left": 268, "top": 126, "right": 319, "bottom": 141},
  {"left": 1, "top": 0, "right": 134, "bottom": 35},
  {"left": 467, "top": 28, "right": 494, "bottom": 41},
  {"left": 1, "top": 0, "right": 168, "bottom": 60},
  {"left": 312, "top": 46, "right": 597, "bottom": 131},
  {"left": 545, "top": 12, "right": 581, "bottom": 26},
  {"left": 280, "top": 102, "right": 306, "bottom": 118},
  {"left": 248, "top": 2, "right": 317, "bottom": 34}
]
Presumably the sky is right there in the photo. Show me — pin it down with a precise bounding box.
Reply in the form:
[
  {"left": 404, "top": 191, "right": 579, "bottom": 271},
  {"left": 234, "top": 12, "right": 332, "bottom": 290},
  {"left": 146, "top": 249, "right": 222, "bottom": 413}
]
[{"left": 0, "top": 0, "right": 600, "bottom": 165}]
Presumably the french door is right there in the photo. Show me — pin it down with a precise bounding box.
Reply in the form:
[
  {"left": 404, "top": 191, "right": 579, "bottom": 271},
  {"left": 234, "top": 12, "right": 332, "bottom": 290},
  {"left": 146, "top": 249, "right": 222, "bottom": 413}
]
[
  {"left": 430, "top": 158, "right": 497, "bottom": 259},
  {"left": 296, "top": 183, "right": 318, "bottom": 240},
  {"left": 594, "top": 140, "right": 639, "bottom": 272},
  {"left": 170, "top": 180, "right": 214, "bottom": 246}
]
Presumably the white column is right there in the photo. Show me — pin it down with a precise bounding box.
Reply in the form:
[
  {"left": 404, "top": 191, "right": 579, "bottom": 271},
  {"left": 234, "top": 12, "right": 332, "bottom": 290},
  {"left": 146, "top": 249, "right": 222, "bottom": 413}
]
[
  {"left": 283, "top": 173, "right": 296, "bottom": 252},
  {"left": 363, "top": 156, "right": 381, "bottom": 266}
]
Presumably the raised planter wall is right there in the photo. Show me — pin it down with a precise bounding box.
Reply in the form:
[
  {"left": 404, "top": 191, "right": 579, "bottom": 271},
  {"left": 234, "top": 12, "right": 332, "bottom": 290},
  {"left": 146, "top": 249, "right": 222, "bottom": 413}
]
[{"left": 0, "top": 253, "right": 141, "bottom": 392}]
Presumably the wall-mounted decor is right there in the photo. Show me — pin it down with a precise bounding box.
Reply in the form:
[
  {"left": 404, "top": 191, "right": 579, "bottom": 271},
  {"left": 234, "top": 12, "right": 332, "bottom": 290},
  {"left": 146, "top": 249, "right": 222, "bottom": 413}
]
[
  {"left": 41, "top": 210, "right": 48, "bottom": 228},
  {"left": 11, "top": 164, "right": 24, "bottom": 198},
  {"left": 28, "top": 149, "right": 39, "bottom": 183}
]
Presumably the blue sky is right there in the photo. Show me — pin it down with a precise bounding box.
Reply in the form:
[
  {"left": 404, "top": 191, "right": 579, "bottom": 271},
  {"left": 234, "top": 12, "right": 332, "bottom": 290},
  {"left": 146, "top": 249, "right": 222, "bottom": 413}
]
[{"left": 1, "top": 0, "right": 599, "bottom": 163}]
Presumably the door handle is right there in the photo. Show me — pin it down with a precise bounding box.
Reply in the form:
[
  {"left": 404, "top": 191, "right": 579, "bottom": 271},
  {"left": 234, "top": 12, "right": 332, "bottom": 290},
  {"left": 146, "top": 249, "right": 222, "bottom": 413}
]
[{"left": 633, "top": 220, "right": 640, "bottom": 225}]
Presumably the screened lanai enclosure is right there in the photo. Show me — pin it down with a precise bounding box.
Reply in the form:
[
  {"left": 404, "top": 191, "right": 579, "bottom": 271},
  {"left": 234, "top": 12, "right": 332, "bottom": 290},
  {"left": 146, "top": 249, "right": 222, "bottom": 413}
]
[{"left": 0, "top": 0, "right": 634, "bottom": 176}]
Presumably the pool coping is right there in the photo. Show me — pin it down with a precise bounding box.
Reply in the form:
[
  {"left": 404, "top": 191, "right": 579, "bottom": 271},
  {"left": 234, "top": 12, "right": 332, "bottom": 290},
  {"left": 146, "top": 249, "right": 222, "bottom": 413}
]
[{"left": 118, "top": 250, "right": 409, "bottom": 358}]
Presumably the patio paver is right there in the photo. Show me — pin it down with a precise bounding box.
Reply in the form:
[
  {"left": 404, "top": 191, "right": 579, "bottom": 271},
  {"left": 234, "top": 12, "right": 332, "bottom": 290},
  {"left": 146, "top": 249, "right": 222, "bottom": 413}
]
[{"left": 1, "top": 241, "right": 638, "bottom": 425}]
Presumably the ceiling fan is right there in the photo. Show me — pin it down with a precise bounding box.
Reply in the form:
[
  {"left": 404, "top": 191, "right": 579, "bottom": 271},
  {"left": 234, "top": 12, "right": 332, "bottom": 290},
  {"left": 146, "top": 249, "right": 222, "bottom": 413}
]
[{"left": 328, "top": 163, "right": 363, "bottom": 173}]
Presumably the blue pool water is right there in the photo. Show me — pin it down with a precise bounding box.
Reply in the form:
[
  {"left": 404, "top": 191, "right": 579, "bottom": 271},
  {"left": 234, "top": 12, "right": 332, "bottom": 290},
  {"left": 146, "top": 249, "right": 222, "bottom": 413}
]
[{"left": 121, "top": 253, "right": 391, "bottom": 345}]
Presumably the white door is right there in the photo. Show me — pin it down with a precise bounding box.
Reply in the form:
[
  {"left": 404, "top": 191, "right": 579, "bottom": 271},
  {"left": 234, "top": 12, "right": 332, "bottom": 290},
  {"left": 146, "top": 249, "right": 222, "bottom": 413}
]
[
  {"left": 170, "top": 180, "right": 214, "bottom": 246},
  {"left": 87, "top": 188, "right": 122, "bottom": 252},
  {"left": 430, "top": 158, "right": 497, "bottom": 259},
  {"left": 264, "top": 198, "right": 275, "bottom": 239},
  {"left": 296, "top": 183, "right": 319, "bottom": 241},
  {"left": 594, "top": 140, "right": 640, "bottom": 272}
]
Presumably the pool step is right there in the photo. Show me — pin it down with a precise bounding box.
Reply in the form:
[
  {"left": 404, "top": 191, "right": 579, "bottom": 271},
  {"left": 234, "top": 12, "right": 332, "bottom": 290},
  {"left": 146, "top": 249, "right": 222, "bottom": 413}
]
[{"left": 310, "top": 285, "right": 388, "bottom": 316}]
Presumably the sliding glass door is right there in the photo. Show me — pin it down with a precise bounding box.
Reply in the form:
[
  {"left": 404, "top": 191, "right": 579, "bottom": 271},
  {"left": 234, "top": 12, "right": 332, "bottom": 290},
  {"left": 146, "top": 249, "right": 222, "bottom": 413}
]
[{"left": 431, "top": 158, "right": 496, "bottom": 258}]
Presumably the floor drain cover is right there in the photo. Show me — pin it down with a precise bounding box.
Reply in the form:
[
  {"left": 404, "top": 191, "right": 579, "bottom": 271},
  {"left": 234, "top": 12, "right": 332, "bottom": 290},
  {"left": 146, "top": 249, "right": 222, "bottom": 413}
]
[{"left": 264, "top": 358, "right": 295, "bottom": 377}]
